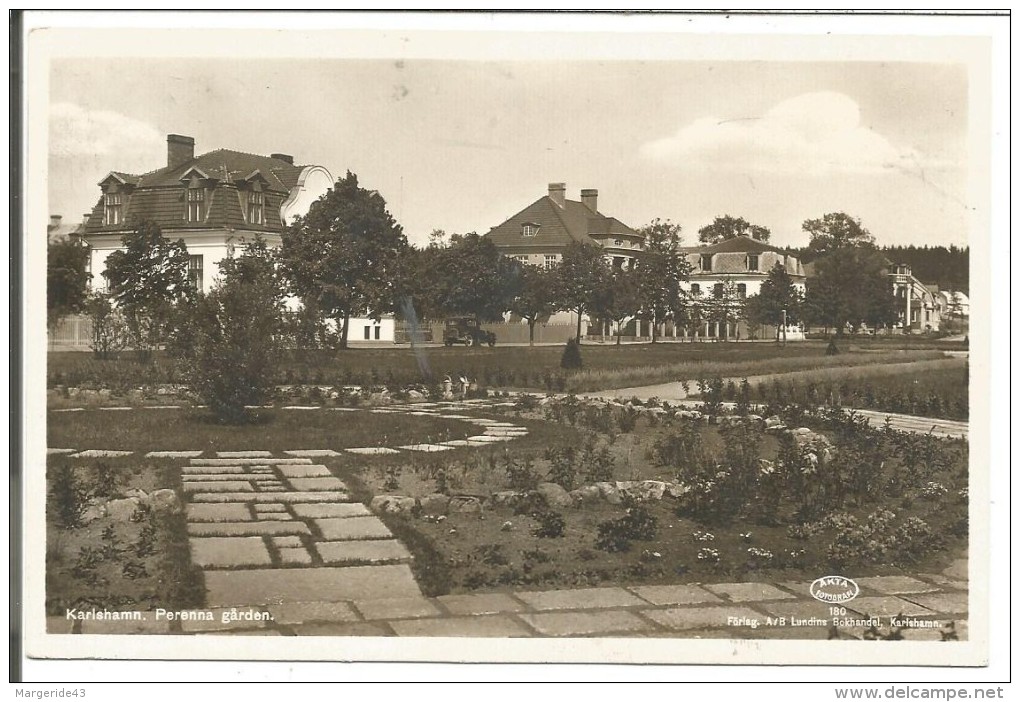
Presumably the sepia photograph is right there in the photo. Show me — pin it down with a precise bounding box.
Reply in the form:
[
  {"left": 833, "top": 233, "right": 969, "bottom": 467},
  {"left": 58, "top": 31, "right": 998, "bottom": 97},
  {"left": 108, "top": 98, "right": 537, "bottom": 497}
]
[{"left": 16, "top": 10, "right": 1007, "bottom": 681}]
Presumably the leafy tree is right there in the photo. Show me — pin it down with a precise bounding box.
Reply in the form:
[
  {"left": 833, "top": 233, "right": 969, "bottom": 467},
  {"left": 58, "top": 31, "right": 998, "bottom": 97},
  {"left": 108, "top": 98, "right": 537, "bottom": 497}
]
[
  {"left": 392, "top": 244, "right": 446, "bottom": 327},
  {"left": 509, "top": 263, "right": 562, "bottom": 346},
  {"left": 431, "top": 233, "right": 521, "bottom": 321},
  {"left": 557, "top": 241, "right": 610, "bottom": 344},
  {"left": 745, "top": 262, "right": 803, "bottom": 340},
  {"left": 635, "top": 219, "right": 692, "bottom": 342},
  {"left": 103, "top": 220, "right": 192, "bottom": 358},
  {"left": 703, "top": 278, "right": 745, "bottom": 341},
  {"left": 698, "top": 215, "right": 771, "bottom": 245},
  {"left": 47, "top": 238, "right": 92, "bottom": 327},
  {"left": 803, "top": 212, "right": 876, "bottom": 255},
  {"left": 280, "top": 172, "right": 407, "bottom": 349},
  {"left": 170, "top": 238, "right": 286, "bottom": 424},
  {"left": 805, "top": 247, "right": 897, "bottom": 335},
  {"left": 84, "top": 291, "right": 129, "bottom": 360},
  {"left": 593, "top": 266, "right": 642, "bottom": 345}
]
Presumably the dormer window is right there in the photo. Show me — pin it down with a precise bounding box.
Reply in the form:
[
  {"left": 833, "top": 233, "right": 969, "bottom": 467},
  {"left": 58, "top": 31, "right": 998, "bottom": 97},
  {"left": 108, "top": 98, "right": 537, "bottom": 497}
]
[
  {"left": 522, "top": 223, "right": 539, "bottom": 237},
  {"left": 747, "top": 254, "right": 759, "bottom": 271},
  {"left": 614, "top": 239, "right": 623, "bottom": 247},
  {"left": 247, "top": 189, "right": 264, "bottom": 225},
  {"left": 186, "top": 184, "right": 205, "bottom": 223},
  {"left": 701, "top": 254, "right": 713, "bottom": 272},
  {"left": 104, "top": 193, "right": 123, "bottom": 225}
]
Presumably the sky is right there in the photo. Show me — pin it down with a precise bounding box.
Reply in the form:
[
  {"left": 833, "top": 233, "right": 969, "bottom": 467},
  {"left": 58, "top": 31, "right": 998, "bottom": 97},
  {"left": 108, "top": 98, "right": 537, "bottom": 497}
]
[{"left": 48, "top": 57, "right": 970, "bottom": 249}]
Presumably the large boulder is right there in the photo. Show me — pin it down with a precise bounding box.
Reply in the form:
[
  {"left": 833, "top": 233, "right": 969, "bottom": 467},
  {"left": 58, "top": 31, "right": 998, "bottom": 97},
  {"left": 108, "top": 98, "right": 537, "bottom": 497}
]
[
  {"left": 370, "top": 495, "right": 417, "bottom": 515},
  {"left": 536, "top": 482, "right": 573, "bottom": 508},
  {"left": 106, "top": 497, "right": 142, "bottom": 521},
  {"left": 447, "top": 496, "right": 482, "bottom": 513},
  {"left": 147, "top": 489, "right": 182, "bottom": 515},
  {"left": 664, "top": 482, "right": 691, "bottom": 499},
  {"left": 568, "top": 485, "right": 601, "bottom": 506},
  {"left": 489, "top": 490, "right": 526, "bottom": 506},
  {"left": 618, "top": 480, "right": 668, "bottom": 502},
  {"left": 418, "top": 493, "right": 450, "bottom": 515},
  {"left": 595, "top": 481, "right": 623, "bottom": 505}
]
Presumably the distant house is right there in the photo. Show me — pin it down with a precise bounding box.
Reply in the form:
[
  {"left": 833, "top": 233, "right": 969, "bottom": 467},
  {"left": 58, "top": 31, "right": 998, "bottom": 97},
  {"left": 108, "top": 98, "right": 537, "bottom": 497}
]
[
  {"left": 47, "top": 214, "right": 85, "bottom": 243},
  {"left": 78, "top": 134, "right": 394, "bottom": 344},
  {"left": 888, "top": 263, "right": 942, "bottom": 333},
  {"left": 937, "top": 290, "right": 970, "bottom": 318}
]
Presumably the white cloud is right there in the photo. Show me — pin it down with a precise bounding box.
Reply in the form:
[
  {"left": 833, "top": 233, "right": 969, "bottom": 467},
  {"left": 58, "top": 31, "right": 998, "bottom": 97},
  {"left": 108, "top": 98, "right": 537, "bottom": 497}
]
[
  {"left": 640, "top": 91, "right": 935, "bottom": 175},
  {"left": 49, "top": 102, "right": 164, "bottom": 173}
]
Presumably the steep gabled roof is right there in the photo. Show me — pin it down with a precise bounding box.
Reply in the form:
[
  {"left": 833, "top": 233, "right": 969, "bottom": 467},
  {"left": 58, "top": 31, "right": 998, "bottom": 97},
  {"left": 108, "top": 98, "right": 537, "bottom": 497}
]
[
  {"left": 486, "top": 194, "right": 638, "bottom": 249},
  {"left": 681, "top": 235, "right": 793, "bottom": 255},
  {"left": 137, "top": 149, "right": 306, "bottom": 192}
]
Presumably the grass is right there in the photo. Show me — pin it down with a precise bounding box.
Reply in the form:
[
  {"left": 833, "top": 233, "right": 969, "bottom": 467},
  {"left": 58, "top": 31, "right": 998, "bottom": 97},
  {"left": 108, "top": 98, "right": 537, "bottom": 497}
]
[{"left": 47, "top": 408, "right": 472, "bottom": 452}]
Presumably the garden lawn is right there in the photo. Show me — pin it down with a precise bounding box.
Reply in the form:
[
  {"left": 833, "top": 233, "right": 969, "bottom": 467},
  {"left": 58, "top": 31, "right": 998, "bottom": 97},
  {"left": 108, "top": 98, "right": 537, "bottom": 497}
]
[{"left": 47, "top": 408, "right": 472, "bottom": 453}]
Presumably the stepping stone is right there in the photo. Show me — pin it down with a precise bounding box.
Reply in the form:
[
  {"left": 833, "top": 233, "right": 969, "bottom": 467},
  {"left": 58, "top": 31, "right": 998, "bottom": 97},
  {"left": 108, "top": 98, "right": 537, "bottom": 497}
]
[
  {"left": 346, "top": 447, "right": 400, "bottom": 455},
  {"left": 519, "top": 610, "right": 651, "bottom": 637},
  {"left": 278, "top": 547, "right": 313, "bottom": 565},
  {"left": 326, "top": 407, "right": 358, "bottom": 412},
  {"left": 283, "top": 450, "right": 342, "bottom": 458},
  {"left": 314, "top": 516, "right": 393, "bottom": 541},
  {"left": 188, "top": 521, "right": 311, "bottom": 537},
  {"left": 182, "top": 474, "right": 258, "bottom": 482},
  {"left": 643, "top": 605, "right": 763, "bottom": 631},
  {"left": 436, "top": 593, "right": 526, "bottom": 616},
  {"left": 847, "top": 596, "right": 937, "bottom": 618},
  {"left": 145, "top": 450, "right": 204, "bottom": 458},
  {"left": 369, "top": 409, "right": 398, "bottom": 414},
  {"left": 190, "top": 536, "right": 272, "bottom": 568},
  {"left": 272, "top": 536, "right": 303, "bottom": 548},
  {"left": 217, "top": 450, "right": 273, "bottom": 458},
  {"left": 254, "top": 503, "right": 288, "bottom": 513},
  {"left": 286, "top": 477, "right": 348, "bottom": 492},
  {"left": 70, "top": 450, "right": 133, "bottom": 458},
  {"left": 277, "top": 464, "right": 333, "bottom": 478},
  {"left": 855, "top": 576, "right": 940, "bottom": 595},
  {"left": 439, "top": 440, "right": 474, "bottom": 447},
  {"left": 515, "top": 587, "right": 645, "bottom": 611},
  {"left": 182, "top": 465, "right": 245, "bottom": 475},
  {"left": 283, "top": 406, "right": 321, "bottom": 410},
  {"left": 408, "top": 411, "right": 438, "bottom": 416},
  {"left": 389, "top": 617, "right": 532, "bottom": 639},
  {"left": 187, "top": 503, "right": 253, "bottom": 523},
  {"left": 436, "top": 414, "right": 472, "bottom": 420},
  {"left": 316, "top": 540, "right": 411, "bottom": 564},
  {"left": 98, "top": 407, "right": 133, "bottom": 411},
  {"left": 629, "top": 584, "right": 723, "bottom": 606},
  {"left": 256, "top": 513, "right": 292, "bottom": 521},
  {"left": 145, "top": 405, "right": 183, "bottom": 409},
  {"left": 353, "top": 597, "right": 441, "bottom": 621},
  {"left": 202, "top": 564, "right": 422, "bottom": 607},
  {"left": 47, "top": 448, "right": 76, "bottom": 455},
  {"left": 190, "top": 458, "right": 312, "bottom": 466},
  {"left": 396, "top": 444, "right": 454, "bottom": 453},
  {"left": 291, "top": 503, "right": 370, "bottom": 519},
  {"left": 53, "top": 408, "right": 85, "bottom": 412},
  {"left": 182, "top": 481, "right": 255, "bottom": 494},
  {"left": 702, "top": 582, "right": 797, "bottom": 602},
  {"left": 900, "top": 592, "right": 969, "bottom": 615},
  {"left": 191, "top": 491, "right": 352, "bottom": 504},
  {"left": 267, "top": 601, "right": 359, "bottom": 625},
  {"left": 466, "top": 436, "right": 511, "bottom": 443},
  {"left": 79, "top": 616, "right": 171, "bottom": 635}
]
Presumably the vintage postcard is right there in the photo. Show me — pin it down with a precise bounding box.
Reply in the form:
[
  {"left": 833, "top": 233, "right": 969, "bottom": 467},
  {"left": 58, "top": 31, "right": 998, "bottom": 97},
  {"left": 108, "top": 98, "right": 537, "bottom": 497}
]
[{"left": 19, "top": 11, "right": 1006, "bottom": 676}]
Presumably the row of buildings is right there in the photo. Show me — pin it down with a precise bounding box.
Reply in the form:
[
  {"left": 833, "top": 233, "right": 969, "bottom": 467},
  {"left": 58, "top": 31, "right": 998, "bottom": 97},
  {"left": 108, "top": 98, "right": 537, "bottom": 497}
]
[{"left": 60, "top": 134, "right": 964, "bottom": 344}]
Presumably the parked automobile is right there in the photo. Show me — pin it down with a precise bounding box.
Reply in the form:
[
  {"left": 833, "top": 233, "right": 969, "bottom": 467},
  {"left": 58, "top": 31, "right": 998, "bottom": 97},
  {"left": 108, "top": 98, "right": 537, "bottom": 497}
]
[{"left": 442, "top": 317, "right": 496, "bottom": 347}]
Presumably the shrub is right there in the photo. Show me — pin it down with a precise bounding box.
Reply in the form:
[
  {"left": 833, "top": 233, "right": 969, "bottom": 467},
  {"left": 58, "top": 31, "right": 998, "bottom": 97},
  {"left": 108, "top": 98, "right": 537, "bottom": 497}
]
[
  {"left": 84, "top": 292, "right": 129, "bottom": 360},
  {"left": 560, "top": 338, "right": 583, "bottom": 370},
  {"left": 51, "top": 463, "right": 90, "bottom": 529},
  {"left": 545, "top": 446, "right": 577, "bottom": 490},
  {"left": 505, "top": 453, "right": 540, "bottom": 491},
  {"left": 826, "top": 339, "right": 841, "bottom": 356},
  {"left": 595, "top": 506, "right": 658, "bottom": 552},
  {"left": 531, "top": 511, "right": 566, "bottom": 538}
]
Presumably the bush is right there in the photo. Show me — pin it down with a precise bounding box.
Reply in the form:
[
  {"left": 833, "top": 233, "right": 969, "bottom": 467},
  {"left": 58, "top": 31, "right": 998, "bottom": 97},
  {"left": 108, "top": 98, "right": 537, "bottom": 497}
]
[
  {"left": 826, "top": 339, "right": 841, "bottom": 356},
  {"left": 531, "top": 511, "right": 566, "bottom": 538},
  {"left": 560, "top": 338, "right": 583, "bottom": 370},
  {"left": 50, "top": 463, "right": 90, "bottom": 529},
  {"left": 84, "top": 292, "right": 129, "bottom": 360},
  {"left": 595, "top": 506, "right": 658, "bottom": 552}
]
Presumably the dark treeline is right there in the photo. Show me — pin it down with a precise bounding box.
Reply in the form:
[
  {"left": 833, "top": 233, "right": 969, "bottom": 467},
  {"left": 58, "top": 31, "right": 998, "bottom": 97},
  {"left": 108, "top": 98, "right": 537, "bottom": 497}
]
[{"left": 796, "top": 244, "right": 969, "bottom": 294}]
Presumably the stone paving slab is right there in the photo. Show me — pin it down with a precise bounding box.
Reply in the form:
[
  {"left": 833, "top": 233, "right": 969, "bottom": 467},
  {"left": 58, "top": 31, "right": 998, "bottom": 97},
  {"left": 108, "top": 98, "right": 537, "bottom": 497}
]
[
  {"left": 396, "top": 444, "right": 455, "bottom": 452},
  {"left": 191, "top": 458, "right": 313, "bottom": 466},
  {"left": 191, "top": 491, "right": 353, "bottom": 503},
  {"left": 182, "top": 465, "right": 246, "bottom": 475},
  {"left": 204, "top": 565, "right": 422, "bottom": 607},
  {"left": 756, "top": 599, "right": 834, "bottom": 620},
  {"left": 187, "top": 503, "right": 253, "bottom": 523},
  {"left": 287, "top": 477, "right": 349, "bottom": 492},
  {"left": 79, "top": 615, "right": 172, "bottom": 635},
  {"left": 900, "top": 591, "right": 969, "bottom": 614},
  {"left": 256, "top": 513, "right": 294, "bottom": 521},
  {"left": 917, "top": 573, "right": 968, "bottom": 590},
  {"left": 943, "top": 559, "right": 968, "bottom": 581},
  {"left": 347, "top": 447, "right": 401, "bottom": 455},
  {"left": 188, "top": 521, "right": 311, "bottom": 537},
  {"left": 267, "top": 601, "right": 360, "bottom": 625},
  {"left": 190, "top": 536, "right": 272, "bottom": 568},
  {"left": 283, "top": 406, "right": 321, "bottom": 410},
  {"left": 641, "top": 605, "right": 763, "bottom": 631},
  {"left": 181, "top": 473, "right": 258, "bottom": 482},
  {"left": 314, "top": 516, "right": 393, "bottom": 541},
  {"left": 326, "top": 407, "right": 358, "bottom": 412},
  {"left": 182, "top": 481, "right": 255, "bottom": 494},
  {"left": 291, "top": 502, "right": 371, "bottom": 519},
  {"left": 629, "top": 584, "right": 723, "bottom": 606},
  {"left": 145, "top": 450, "right": 205, "bottom": 458},
  {"left": 291, "top": 621, "right": 393, "bottom": 636},
  {"left": 854, "top": 575, "right": 941, "bottom": 595},
  {"left": 70, "top": 449, "right": 133, "bottom": 458},
  {"left": 436, "top": 593, "right": 527, "bottom": 616},
  {"left": 847, "top": 596, "right": 937, "bottom": 618},
  {"left": 439, "top": 440, "right": 475, "bottom": 447},
  {"left": 276, "top": 464, "right": 333, "bottom": 478},
  {"left": 254, "top": 502, "right": 288, "bottom": 511},
  {"left": 514, "top": 587, "right": 645, "bottom": 611},
  {"left": 466, "top": 436, "right": 511, "bottom": 443},
  {"left": 703, "top": 582, "right": 797, "bottom": 602},
  {"left": 519, "top": 610, "right": 651, "bottom": 637},
  {"left": 272, "top": 536, "right": 303, "bottom": 548},
  {"left": 278, "top": 547, "right": 313, "bottom": 565},
  {"left": 390, "top": 615, "right": 534, "bottom": 638},
  {"left": 47, "top": 448, "right": 76, "bottom": 455},
  {"left": 316, "top": 540, "right": 411, "bottom": 564},
  {"left": 354, "top": 597, "right": 442, "bottom": 621},
  {"left": 99, "top": 407, "right": 133, "bottom": 411},
  {"left": 283, "top": 450, "right": 342, "bottom": 458},
  {"left": 217, "top": 450, "right": 273, "bottom": 458}
]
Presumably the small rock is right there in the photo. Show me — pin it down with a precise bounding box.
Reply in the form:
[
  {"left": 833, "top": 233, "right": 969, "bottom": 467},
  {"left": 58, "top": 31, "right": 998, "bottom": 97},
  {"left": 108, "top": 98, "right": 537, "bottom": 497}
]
[
  {"left": 123, "top": 488, "right": 149, "bottom": 500},
  {"left": 500, "top": 520, "right": 513, "bottom": 532},
  {"left": 447, "top": 496, "right": 482, "bottom": 513},
  {"left": 370, "top": 495, "right": 417, "bottom": 515},
  {"left": 664, "top": 482, "right": 691, "bottom": 499},
  {"left": 619, "top": 480, "right": 667, "bottom": 501},
  {"left": 765, "top": 415, "right": 783, "bottom": 428},
  {"left": 80, "top": 503, "right": 107, "bottom": 524},
  {"left": 536, "top": 482, "right": 573, "bottom": 508},
  {"left": 106, "top": 497, "right": 142, "bottom": 521},
  {"left": 490, "top": 490, "right": 526, "bottom": 506},
  {"left": 407, "top": 390, "right": 425, "bottom": 400},
  {"left": 147, "top": 489, "right": 182, "bottom": 515}
]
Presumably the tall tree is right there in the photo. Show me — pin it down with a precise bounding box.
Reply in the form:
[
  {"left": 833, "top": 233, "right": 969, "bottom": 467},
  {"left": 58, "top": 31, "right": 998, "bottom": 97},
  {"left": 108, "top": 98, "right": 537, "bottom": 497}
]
[
  {"left": 557, "top": 241, "right": 610, "bottom": 344},
  {"left": 635, "top": 219, "right": 692, "bottom": 342},
  {"left": 744, "top": 262, "right": 803, "bottom": 340},
  {"left": 803, "top": 212, "right": 876, "bottom": 255},
  {"left": 103, "top": 220, "right": 192, "bottom": 357},
  {"left": 280, "top": 171, "right": 407, "bottom": 349},
  {"left": 805, "top": 247, "right": 896, "bottom": 335},
  {"left": 47, "top": 238, "right": 91, "bottom": 327},
  {"left": 509, "top": 263, "right": 562, "bottom": 346},
  {"left": 698, "top": 215, "right": 771, "bottom": 245},
  {"left": 593, "top": 266, "right": 642, "bottom": 345},
  {"left": 704, "top": 278, "right": 745, "bottom": 341},
  {"left": 431, "top": 232, "right": 521, "bottom": 321}
]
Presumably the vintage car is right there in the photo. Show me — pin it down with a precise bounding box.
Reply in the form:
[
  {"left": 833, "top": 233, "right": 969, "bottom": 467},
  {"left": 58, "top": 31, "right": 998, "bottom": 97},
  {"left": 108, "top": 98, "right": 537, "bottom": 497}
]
[{"left": 442, "top": 317, "right": 496, "bottom": 347}]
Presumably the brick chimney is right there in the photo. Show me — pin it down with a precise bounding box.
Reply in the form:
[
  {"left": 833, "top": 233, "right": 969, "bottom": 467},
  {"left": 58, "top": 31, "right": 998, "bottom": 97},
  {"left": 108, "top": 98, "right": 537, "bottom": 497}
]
[
  {"left": 271, "top": 153, "right": 294, "bottom": 165},
  {"left": 167, "top": 134, "right": 195, "bottom": 169},
  {"left": 581, "top": 188, "right": 598, "bottom": 212},
  {"left": 548, "top": 182, "right": 566, "bottom": 208},
  {"left": 48, "top": 215, "right": 62, "bottom": 232}
]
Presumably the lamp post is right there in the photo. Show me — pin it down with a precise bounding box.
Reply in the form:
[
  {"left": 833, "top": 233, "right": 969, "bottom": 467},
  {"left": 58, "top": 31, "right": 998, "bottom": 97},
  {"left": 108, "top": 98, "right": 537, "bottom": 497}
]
[{"left": 781, "top": 308, "right": 787, "bottom": 347}]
